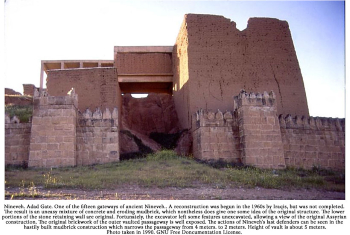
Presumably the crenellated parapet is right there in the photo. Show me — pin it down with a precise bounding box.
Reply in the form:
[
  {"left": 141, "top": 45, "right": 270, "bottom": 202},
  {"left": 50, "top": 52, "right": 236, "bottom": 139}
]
[
  {"left": 76, "top": 107, "right": 119, "bottom": 166},
  {"left": 5, "top": 114, "right": 20, "bottom": 124},
  {"left": 279, "top": 114, "right": 345, "bottom": 132},
  {"left": 234, "top": 90, "right": 276, "bottom": 110},
  {"left": 7, "top": 83, "right": 121, "bottom": 168},
  {"left": 233, "top": 90, "right": 285, "bottom": 169},
  {"left": 191, "top": 88, "right": 345, "bottom": 170},
  {"left": 192, "top": 109, "right": 241, "bottom": 163},
  {"left": 194, "top": 109, "right": 236, "bottom": 128},
  {"left": 80, "top": 107, "right": 118, "bottom": 120},
  {"left": 280, "top": 114, "right": 345, "bottom": 170},
  {"left": 78, "top": 107, "right": 119, "bottom": 129}
]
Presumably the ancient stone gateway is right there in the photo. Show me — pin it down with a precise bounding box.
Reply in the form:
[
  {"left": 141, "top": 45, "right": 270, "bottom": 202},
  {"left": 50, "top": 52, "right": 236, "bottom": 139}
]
[{"left": 5, "top": 14, "right": 345, "bottom": 170}]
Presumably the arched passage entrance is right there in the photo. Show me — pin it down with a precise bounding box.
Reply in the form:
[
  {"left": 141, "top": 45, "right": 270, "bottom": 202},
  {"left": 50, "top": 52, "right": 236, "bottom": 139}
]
[{"left": 115, "top": 47, "right": 189, "bottom": 159}]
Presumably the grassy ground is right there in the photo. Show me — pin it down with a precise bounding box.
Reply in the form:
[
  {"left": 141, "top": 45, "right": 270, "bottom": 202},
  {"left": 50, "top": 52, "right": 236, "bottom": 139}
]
[{"left": 5, "top": 150, "right": 345, "bottom": 195}]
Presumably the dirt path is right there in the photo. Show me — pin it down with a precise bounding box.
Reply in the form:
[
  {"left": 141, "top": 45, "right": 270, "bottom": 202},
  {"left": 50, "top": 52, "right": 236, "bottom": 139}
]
[{"left": 5, "top": 185, "right": 345, "bottom": 200}]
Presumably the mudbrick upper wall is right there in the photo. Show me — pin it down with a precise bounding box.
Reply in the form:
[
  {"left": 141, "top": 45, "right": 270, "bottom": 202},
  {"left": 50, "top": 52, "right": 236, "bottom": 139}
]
[
  {"left": 173, "top": 14, "right": 309, "bottom": 130},
  {"left": 173, "top": 17, "right": 191, "bottom": 129},
  {"left": 5, "top": 95, "right": 33, "bottom": 106},
  {"left": 116, "top": 53, "right": 172, "bottom": 74},
  {"left": 46, "top": 68, "right": 121, "bottom": 117},
  {"left": 5, "top": 88, "right": 21, "bottom": 96},
  {"left": 23, "top": 84, "right": 37, "bottom": 96}
]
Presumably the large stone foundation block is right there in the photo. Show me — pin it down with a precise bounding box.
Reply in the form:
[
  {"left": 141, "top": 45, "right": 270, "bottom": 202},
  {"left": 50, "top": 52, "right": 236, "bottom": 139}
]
[{"left": 29, "top": 94, "right": 77, "bottom": 168}]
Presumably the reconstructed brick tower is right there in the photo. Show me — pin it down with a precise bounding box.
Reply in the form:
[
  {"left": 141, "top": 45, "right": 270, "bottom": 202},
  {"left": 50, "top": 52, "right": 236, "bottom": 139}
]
[{"left": 173, "top": 14, "right": 309, "bottom": 130}]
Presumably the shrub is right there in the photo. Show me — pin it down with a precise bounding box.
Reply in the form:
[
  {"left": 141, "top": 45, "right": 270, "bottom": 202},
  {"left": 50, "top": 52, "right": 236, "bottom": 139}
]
[{"left": 5, "top": 104, "right": 33, "bottom": 123}]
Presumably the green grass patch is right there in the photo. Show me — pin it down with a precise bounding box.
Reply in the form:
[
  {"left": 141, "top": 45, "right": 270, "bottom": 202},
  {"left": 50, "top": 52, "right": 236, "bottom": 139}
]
[
  {"left": 5, "top": 104, "right": 33, "bottom": 123},
  {"left": 5, "top": 150, "right": 345, "bottom": 192}
]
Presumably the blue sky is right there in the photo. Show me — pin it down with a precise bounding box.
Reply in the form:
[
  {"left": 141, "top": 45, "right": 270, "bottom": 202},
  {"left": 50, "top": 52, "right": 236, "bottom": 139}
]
[{"left": 3, "top": 0, "right": 346, "bottom": 118}]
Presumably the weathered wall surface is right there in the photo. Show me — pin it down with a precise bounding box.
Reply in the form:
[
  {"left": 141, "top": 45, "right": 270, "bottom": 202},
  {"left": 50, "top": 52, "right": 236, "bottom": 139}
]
[
  {"left": 121, "top": 93, "right": 180, "bottom": 136},
  {"left": 29, "top": 94, "right": 78, "bottom": 168},
  {"left": 116, "top": 53, "right": 172, "bottom": 74},
  {"left": 5, "top": 95, "right": 33, "bottom": 106},
  {"left": 173, "top": 14, "right": 309, "bottom": 130},
  {"left": 192, "top": 110, "right": 240, "bottom": 163},
  {"left": 120, "top": 93, "right": 182, "bottom": 156},
  {"left": 242, "top": 18, "right": 308, "bottom": 115},
  {"left": 280, "top": 115, "right": 345, "bottom": 170},
  {"left": 23, "top": 84, "right": 37, "bottom": 96},
  {"left": 173, "top": 18, "right": 191, "bottom": 129},
  {"left": 175, "top": 130, "right": 192, "bottom": 156},
  {"left": 5, "top": 121, "right": 31, "bottom": 167},
  {"left": 5, "top": 88, "right": 21, "bottom": 96},
  {"left": 76, "top": 108, "right": 119, "bottom": 166},
  {"left": 5, "top": 87, "right": 33, "bottom": 106},
  {"left": 46, "top": 68, "right": 121, "bottom": 118}
]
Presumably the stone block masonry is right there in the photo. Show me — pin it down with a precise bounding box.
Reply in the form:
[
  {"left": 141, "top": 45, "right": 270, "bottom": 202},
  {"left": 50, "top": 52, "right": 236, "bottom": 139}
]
[
  {"left": 76, "top": 107, "right": 119, "bottom": 165},
  {"left": 235, "top": 91, "right": 285, "bottom": 169},
  {"left": 280, "top": 115, "right": 345, "bottom": 170},
  {"left": 5, "top": 115, "right": 31, "bottom": 167},
  {"left": 28, "top": 91, "right": 78, "bottom": 168},
  {"left": 5, "top": 90, "right": 120, "bottom": 168},
  {"left": 192, "top": 110, "right": 241, "bottom": 163}
]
